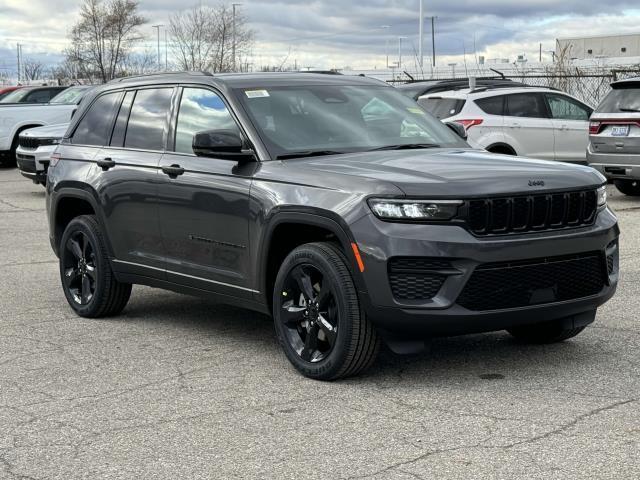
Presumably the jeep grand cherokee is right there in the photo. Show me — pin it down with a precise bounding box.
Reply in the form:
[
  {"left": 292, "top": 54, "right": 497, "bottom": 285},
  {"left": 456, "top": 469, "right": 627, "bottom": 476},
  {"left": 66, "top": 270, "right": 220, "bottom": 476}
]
[{"left": 46, "top": 72, "right": 619, "bottom": 380}]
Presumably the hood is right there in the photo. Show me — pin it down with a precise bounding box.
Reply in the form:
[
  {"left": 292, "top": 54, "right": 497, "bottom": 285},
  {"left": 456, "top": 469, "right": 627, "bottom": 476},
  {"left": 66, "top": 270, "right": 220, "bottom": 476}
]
[
  {"left": 283, "top": 148, "right": 605, "bottom": 197},
  {"left": 20, "top": 123, "right": 69, "bottom": 139}
]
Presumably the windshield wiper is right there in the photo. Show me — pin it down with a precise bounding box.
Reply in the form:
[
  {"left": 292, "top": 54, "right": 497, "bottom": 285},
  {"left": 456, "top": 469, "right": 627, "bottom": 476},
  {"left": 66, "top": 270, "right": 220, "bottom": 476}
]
[
  {"left": 367, "top": 143, "right": 441, "bottom": 152},
  {"left": 619, "top": 107, "right": 640, "bottom": 113},
  {"left": 276, "top": 150, "right": 346, "bottom": 160}
]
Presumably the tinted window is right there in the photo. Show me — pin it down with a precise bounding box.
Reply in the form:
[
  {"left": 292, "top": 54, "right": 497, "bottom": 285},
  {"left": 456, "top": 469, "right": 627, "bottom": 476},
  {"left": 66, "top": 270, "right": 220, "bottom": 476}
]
[
  {"left": 545, "top": 94, "right": 591, "bottom": 120},
  {"left": 596, "top": 86, "right": 640, "bottom": 113},
  {"left": 175, "top": 88, "right": 238, "bottom": 154},
  {"left": 110, "top": 91, "right": 135, "bottom": 147},
  {"left": 475, "top": 95, "right": 505, "bottom": 115},
  {"left": 124, "top": 88, "right": 173, "bottom": 150},
  {"left": 506, "top": 93, "right": 547, "bottom": 118},
  {"left": 418, "top": 97, "right": 466, "bottom": 119},
  {"left": 25, "top": 88, "right": 61, "bottom": 103},
  {"left": 71, "top": 92, "right": 122, "bottom": 146}
]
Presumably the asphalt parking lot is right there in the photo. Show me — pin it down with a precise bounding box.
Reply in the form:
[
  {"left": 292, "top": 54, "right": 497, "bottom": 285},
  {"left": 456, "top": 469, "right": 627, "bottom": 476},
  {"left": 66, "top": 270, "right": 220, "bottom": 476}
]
[{"left": 0, "top": 167, "right": 638, "bottom": 480}]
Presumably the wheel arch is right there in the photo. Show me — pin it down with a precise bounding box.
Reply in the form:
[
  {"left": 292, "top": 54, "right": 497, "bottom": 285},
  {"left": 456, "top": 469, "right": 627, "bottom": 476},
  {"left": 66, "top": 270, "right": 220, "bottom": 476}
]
[
  {"left": 486, "top": 142, "right": 517, "bottom": 155},
  {"left": 257, "top": 209, "right": 365, "bottom": 312}
]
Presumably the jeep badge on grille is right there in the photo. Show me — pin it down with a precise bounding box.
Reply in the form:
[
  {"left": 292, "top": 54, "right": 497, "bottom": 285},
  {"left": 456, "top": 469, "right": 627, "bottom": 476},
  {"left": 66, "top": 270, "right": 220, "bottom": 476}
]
[{"left": 528, "top": 180, "right": 545, "bottom": 187}]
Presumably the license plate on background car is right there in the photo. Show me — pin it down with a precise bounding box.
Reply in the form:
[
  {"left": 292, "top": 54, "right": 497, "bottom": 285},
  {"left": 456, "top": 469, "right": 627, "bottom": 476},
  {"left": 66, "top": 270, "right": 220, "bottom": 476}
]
[{"left": 611, "top": 125, "right": 630, "bottom": 137}]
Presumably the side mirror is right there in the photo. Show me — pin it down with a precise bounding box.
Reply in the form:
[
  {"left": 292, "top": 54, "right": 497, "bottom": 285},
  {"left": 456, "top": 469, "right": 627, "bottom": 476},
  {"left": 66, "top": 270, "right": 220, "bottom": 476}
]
[
  {"left": 192, "top": 129, "right": 256, "bottom": 162},
  {"left": 445, "top": 122, "right": 467, "bottom": 140}
]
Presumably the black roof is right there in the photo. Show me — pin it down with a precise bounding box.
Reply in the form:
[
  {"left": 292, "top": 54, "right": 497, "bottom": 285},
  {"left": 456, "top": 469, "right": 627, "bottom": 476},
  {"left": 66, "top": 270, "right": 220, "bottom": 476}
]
[{"left": 397, "top": 78, "right": 527, "bottom": 99}]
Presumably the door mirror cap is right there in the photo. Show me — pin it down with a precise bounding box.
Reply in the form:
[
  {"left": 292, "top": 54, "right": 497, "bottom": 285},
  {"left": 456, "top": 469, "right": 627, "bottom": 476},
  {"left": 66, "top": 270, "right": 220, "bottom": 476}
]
[
  {"left": 192, "top": 129, "right": 256, "bottom": 162},
  {"left": 445, "top": 121, "right": 467, "bottom": 140}
]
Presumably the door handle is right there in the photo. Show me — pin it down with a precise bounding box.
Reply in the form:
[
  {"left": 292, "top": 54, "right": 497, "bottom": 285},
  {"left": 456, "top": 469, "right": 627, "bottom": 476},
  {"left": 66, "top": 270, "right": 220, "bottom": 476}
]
[
  {"left": 161, "top": 164, "right": 185, "bottom": 178},
  {"left": 97, "top": 157, "right": 116, "bottom": 171}
]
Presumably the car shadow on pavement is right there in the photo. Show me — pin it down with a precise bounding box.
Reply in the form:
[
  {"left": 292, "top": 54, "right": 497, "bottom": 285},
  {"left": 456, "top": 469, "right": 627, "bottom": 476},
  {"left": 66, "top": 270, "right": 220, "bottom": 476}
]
[{"left": 114, "top": 287, "right": 595, "bottom": 383}]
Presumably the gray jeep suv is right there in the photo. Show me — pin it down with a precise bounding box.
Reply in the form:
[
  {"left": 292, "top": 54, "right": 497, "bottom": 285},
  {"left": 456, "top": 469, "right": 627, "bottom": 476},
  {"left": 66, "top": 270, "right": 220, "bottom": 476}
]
[
  {"left": 588, "top": 77, "right": 640, "bottom": 195},
  {"left": 46, "top": 72, "right": 619, "bottom": 380}
]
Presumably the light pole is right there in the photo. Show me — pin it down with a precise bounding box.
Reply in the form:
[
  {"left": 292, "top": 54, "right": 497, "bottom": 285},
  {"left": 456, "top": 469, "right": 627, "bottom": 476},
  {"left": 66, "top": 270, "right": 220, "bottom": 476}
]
[
  {"left": 152, "top": 24, "right": 164, "bottom": 71},
  {"left": 398, "top": 36, "right": 408, "bottom": 70},
  {"left": 380, "top": 25, "right": 390, "bottom": 68},
  {"left": 418, "top": 0, "right": 424, "bottom": 68},
  {"left": 232, "top": 3, "right": 243, "bottom": 72}
]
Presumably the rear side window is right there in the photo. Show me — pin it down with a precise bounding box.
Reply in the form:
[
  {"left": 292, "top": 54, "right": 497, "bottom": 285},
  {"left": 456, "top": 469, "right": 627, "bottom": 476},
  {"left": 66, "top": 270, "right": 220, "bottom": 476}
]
[
  {"left": 124, "top": 88, "right": 173, "bottom": 150},
  {"left": 475, "top": 95, "right": 505, "bottom": 115},
  {"left": 505, "top": 93, "right": 547, "bottom": 118},
  {"left": 71, "top": 92, "right": 122, "bottom": 146},
  {"left": 596, "top": 86, "right": 640, "bottom": 113},
  {"left": 417, "top": 97, "right": 466, "bottom": 119}
]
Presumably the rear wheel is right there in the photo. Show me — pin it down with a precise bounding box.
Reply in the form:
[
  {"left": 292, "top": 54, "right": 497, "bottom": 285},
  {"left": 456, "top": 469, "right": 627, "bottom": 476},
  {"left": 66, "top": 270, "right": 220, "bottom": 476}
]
[
  {"left": 273, "top": 242, "right": 380, "bottom": 380},
  {"left": 613, "top": 179, "right": 640, "bottom": 196},
  {"left": 60, "top": 215, "right": 132, "bottom": 318}
]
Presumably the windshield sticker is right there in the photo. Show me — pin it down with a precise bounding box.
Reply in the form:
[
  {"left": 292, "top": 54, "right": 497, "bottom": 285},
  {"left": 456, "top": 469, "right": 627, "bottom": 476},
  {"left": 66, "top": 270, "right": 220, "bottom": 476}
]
[
  {"left": 245, "top": 89, "right": 270, "bottom": 98},
  {"left": 407, "top": 107, "right": 425, "bottom": 115}
]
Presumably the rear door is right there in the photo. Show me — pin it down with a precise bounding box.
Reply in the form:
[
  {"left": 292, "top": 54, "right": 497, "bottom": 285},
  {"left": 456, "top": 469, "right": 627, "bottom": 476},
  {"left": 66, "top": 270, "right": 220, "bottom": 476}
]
[
  {"left": 504, "top": 93, "right": 555, "bottom": 160},
  {"left": 91, "top": 87, "right": 174, "bottom": 275},
  {"left": 157, "top": 86, "right": 254, "bottom": 298},
  {"left": 544, "top": 93, "right": 592, "bottom": 162}
]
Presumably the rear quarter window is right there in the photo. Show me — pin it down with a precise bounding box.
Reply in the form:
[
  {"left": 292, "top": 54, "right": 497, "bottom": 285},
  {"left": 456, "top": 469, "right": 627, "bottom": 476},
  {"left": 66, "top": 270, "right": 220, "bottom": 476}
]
[
  {"left": 475, "top": 95, "right": 505, "bottom": 115},
  {"left": 417, "top": 97, "right": 466, "bottom": 119},
  {"left": 596, "top": 86, "right": 640, "bottom": 113}
]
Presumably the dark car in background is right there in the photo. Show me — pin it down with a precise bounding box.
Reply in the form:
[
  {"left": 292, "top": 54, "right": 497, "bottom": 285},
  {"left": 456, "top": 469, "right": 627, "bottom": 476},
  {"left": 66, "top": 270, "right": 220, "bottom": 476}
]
[{"left": 46, "top": 72, "right": 618, "bottom": 380}]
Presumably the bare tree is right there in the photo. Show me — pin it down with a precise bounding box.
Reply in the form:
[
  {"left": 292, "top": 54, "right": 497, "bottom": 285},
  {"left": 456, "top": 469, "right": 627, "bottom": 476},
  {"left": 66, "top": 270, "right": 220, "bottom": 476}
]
[
  {"left": 22, "top": 59, "right": 46, "bottom": 81},
  {"left": 169, "top": 2, "right": 254, "bottom": 73},
  {"left": 120, "top": 49, "right": 157, "bottom": 76},
  {"left": 65, "top": 0, "right": 146, "bottom": 83}
]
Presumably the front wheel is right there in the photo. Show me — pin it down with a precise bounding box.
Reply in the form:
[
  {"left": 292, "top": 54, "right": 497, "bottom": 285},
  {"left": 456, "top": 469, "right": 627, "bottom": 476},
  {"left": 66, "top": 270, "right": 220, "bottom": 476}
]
[
  {"left": 273, "top": 242, "right": 380, "bottom": 380},
  {"left": 613, "top": 179, "right": 640, "bottom": 196}
]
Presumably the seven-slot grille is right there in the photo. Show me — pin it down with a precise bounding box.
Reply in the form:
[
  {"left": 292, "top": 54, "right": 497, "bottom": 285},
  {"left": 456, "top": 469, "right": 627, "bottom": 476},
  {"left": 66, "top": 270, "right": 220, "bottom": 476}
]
[
  {"left": 18, "top": 136, "right": 40, "bottom": 149},
  {"left": 456, "top": 252, "right": 607, "bottom": 311},
  {"left": 465, "top": 189, "right": 598, "bottom": 235}
]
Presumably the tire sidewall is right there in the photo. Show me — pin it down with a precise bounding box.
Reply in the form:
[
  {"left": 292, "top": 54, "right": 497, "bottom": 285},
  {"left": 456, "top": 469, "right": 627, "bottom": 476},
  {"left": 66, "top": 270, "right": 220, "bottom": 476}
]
[
  {"left": 59, "top": 216, "right": 108, "bottom": 317},
  {"left": 273, "top": 245, "right": 357, "bottom": 380}
]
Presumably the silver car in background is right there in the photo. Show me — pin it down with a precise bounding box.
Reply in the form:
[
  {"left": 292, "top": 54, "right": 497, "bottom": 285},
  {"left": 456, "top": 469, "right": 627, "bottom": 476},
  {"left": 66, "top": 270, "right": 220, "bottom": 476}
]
[
  {"left": 587, "top": 77, "right": 640, "bottom": 195},
  {"left": 16, "top": 123, "right": 68, "bottom": 186}
]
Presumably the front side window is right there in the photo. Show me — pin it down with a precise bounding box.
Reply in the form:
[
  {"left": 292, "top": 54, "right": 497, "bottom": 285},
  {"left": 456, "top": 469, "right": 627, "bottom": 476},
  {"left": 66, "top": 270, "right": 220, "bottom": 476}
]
[
  {"left": 174, "top": 88, "right": 239, "bottom": 154},
  {"left": 71, "top": 92, "right": 122, "bottom": 146},
  {"left": 506, "top": 93, "right": 547, "bottom": 118},
  {"left": 50, "top": 87, "right": 88, "bottom": 105},
  {"left": 124, "top": 88, "right": 173, "bottom": 151},
  {"left": 237, "top": 85, "right": 466, "bottom": 158},
  {"left": 545, "top": 94, "right": 591, "bottom": 121}
]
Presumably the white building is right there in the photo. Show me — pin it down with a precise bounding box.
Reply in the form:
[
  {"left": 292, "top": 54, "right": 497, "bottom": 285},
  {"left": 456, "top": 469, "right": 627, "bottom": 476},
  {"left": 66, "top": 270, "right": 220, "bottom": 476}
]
[{"left": 556, "top": 33, "right": 640, "bottom": 60}]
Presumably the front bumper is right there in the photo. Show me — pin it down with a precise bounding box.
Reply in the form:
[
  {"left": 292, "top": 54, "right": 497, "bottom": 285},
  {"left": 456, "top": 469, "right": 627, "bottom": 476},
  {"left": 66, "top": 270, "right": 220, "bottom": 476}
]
[
  {"left": 16, "top": 145, "right": 54, "bottom": 184},
  {"left": 351, "top": 208, "right": 619, "bottom": 336}
]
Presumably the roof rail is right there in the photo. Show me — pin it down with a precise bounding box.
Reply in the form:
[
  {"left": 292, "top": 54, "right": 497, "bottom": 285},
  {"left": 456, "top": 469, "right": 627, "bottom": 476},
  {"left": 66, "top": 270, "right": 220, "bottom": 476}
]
[{"left": 109, "top": 71, "right": 213, "bottom": 83}]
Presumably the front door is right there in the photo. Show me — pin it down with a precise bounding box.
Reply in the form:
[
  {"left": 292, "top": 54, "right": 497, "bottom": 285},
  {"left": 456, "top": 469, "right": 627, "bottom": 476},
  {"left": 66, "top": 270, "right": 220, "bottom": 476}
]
[
  {"left": 504, "top": 93, "right": 555, "bottom": 160},
  {"left": 157, "top": 86, "right": 254, "bottom": 298}
]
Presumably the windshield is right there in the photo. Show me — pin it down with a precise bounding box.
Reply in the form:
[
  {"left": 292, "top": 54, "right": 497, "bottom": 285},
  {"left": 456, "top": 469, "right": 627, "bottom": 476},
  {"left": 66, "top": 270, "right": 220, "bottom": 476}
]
[
  {"left": 237, "top": 85, "right": 467, "bottom": 159},
  {"left": 50, "top": 87, "right": 87, "bottom": 105},
  {"left": 0, "top": 88, "right": 30, "bottom": 103}
]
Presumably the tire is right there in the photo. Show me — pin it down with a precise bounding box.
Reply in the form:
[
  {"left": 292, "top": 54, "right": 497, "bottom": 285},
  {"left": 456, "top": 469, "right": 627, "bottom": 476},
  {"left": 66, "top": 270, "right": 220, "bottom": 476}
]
[
  {"left": 272, "top": 242, "right": 380, "bottom": 380},
  {"left": 59, "top": 215, "right": 132, "bottom": 318},
  {"left": 613, "top": 179, "right": 640, "bottom": 196},
  {"left": 507, "top": 319, "right": 587, "bottom": 344}
]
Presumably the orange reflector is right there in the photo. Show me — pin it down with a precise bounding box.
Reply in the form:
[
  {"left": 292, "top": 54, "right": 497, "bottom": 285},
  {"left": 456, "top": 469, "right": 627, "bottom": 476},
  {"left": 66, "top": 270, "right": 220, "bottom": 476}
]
[{"left": 351, "top": 242, "right": 365, "bottom": 272}]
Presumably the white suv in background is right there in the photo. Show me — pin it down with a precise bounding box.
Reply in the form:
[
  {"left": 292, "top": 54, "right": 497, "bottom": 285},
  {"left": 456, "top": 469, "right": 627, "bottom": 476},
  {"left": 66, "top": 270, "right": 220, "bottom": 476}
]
[{"left": 418, "top": 86, "right": 594, "bottom": 163}]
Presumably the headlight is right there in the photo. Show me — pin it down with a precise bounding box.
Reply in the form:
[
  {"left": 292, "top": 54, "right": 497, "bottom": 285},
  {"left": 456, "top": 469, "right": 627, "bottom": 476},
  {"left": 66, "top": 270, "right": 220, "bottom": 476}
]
[
  {"left": 368, "top": 199, "right": 462, "bottom": 221},
  {"left": 39, "top": 138, "right": 61, "bottom": 146},
  {"left": 597, "top": 185, "right": 607, "bottom": 207}
]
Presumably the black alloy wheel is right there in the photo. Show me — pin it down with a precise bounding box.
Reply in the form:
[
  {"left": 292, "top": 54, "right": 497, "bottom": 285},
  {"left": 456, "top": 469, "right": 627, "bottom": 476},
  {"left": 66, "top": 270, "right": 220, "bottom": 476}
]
[
  {"left": 62, "top": 231, "right": 97, "bottom": 306},
  {"left": 273, "top": 242, "right": 380, "bottom": 380},
  {"left": 280, "top": 264, "right": 339, "bottom": 363}
]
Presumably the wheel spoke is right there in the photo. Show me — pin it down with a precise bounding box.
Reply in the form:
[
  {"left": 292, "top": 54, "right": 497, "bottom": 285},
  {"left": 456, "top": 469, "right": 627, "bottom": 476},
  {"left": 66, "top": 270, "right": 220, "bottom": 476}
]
[
  {"left": 300, "top": 324, "right": 319, "bottom": 362},
  {"left": 64, "top": 267, "right": 80, "bottom": 287},
  {"left": 85, "top": 264, "right": 97, "bottom": 281},
  {"left": 293, "top": 267, "right": 315, "bottom": 300},
  {"left": 81, "top": 275, "right": 92, "bottom": 304},
  {"left": 281, "top": 301, "right": 305, "bottom": 326},
  {"left": 316, "top": 282, "right": 331, "bottom": 308},
  {"left": 81, "top": 234, "right": 89, "bottom": 258},
  {"left": 68, "top": 238, "right": 83, "bottom": 260},
  {"left": 317, "top": 314, "right": 337, "bottom": 346}
]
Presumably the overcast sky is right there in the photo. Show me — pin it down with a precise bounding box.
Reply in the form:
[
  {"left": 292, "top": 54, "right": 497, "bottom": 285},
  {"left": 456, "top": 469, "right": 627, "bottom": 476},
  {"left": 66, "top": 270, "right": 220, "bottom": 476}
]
[{"left": 1, "top": 0, "right": 640, "bottom": 75}]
